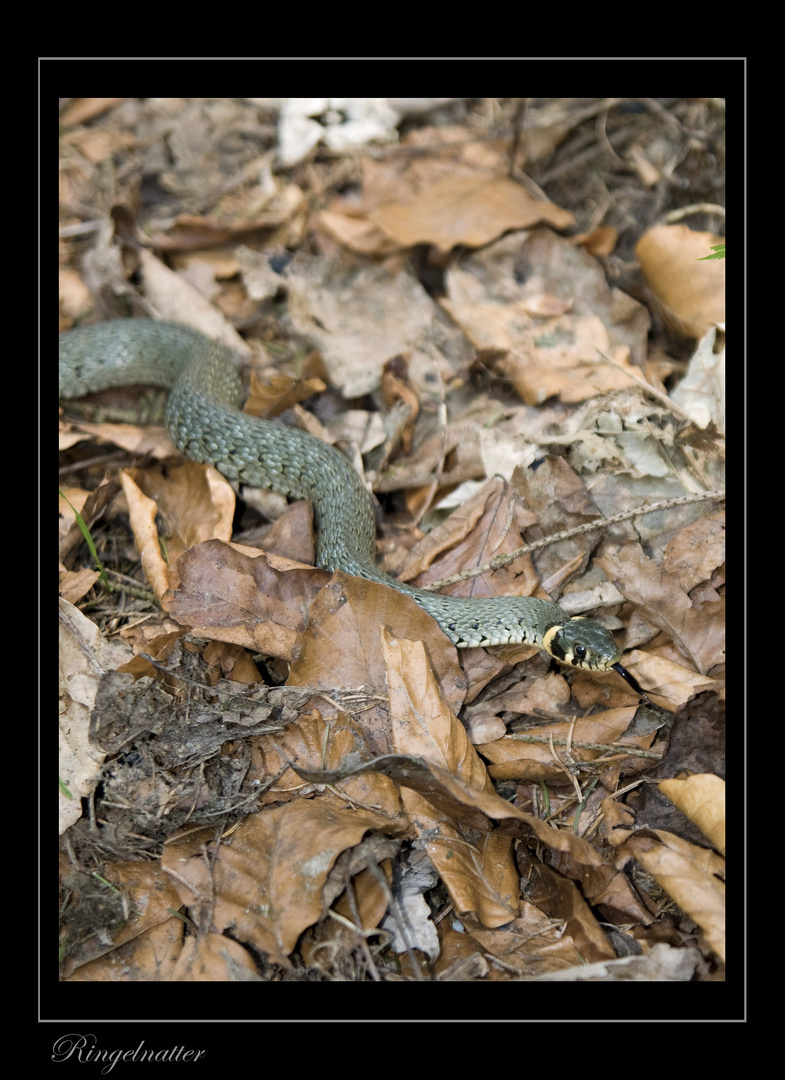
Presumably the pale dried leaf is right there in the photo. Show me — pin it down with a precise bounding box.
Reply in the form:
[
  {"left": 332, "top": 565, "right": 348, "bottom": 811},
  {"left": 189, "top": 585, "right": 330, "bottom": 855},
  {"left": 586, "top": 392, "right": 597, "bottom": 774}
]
[
  {"left": 170, "top": 934, "right": 261, "bottom": 982},
  {"left": 372, "top": 173, "right": 574, "bottom": 251},
  {"left": 59, "top": 600, "right": 132, "bottom": 833},
  {"left": 162, "top": 799, "right": 391, "bottom": 965},
  {"left": 658, "top": 774, "right": 725, "bottom": 856},
  {"left": 168, "top": 539, "right": 328, "bottom": 659},
  {"left": 636, "top": 224, "right": 725, "bottom": 339},
  {"left": 619, "top": 828, "right": 725, "bottom": 962},
  {"left": 597, "top": 545, "right": 725, "bottom": 676}
]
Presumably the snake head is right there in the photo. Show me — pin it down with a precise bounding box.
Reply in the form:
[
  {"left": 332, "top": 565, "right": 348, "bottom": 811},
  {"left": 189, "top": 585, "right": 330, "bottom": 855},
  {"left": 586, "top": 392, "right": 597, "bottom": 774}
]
[
  {"left": 541, "top": 617, "right": 622, "bottom": 671},
  {"left": 543, "top": 617, "right": 648, "bottom": 699}
]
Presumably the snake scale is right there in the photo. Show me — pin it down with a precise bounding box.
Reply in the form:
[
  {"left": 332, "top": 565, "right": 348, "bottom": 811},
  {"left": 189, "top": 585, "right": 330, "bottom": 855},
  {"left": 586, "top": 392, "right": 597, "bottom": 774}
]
[{"left": 59, "top": 318, "right": 639, "bottom": 685}]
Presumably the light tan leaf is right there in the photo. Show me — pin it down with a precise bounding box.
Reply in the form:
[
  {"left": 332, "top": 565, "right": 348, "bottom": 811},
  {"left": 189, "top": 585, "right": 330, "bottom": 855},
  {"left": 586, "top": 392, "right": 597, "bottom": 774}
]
[
  {"left": 399, "top": 476, "right": 540, "bottom": 601},
  {"left": 477, "top": 705, "right": 642, "bottom": 782},
  {"left": 596, "top": 545, "right": 725, "bottom": 676},
  {"left": 619, "top": 828, "right": 725, "bottom": 961},
  {"left": 658, "top": 774, "right": 725, "bottom": 856},
  {"left": 382, "top": 631, "right": 492, "bottom": 791},
  {"left": 120, "top": 464, "right": 236, "bottom": 603},
  {"left": 636, "top": 224, "right": 725, "bottom": 339},
  {"left": 162, "top": 799, "right": 391, "bottom": 966},
  {"left": 245, "top": 371, "right": 325, "bottom": 419},
  {"left": 167, "top": 539, "right": 328, "bottom": 660},
  {"left": 288, "top": 576, "right": 466, "bottom": 719},
  {"left": 372, "top": 173, "right": 574, "bottom": 251},
  {"left": 59, "top": 600, "right": 132, "bottom": 833},
  {"left": 401, "top": 788, "right": 519, "bottom": 927},
  {"left": 170, "top": 933, "right": 261, "bottom": 982}
]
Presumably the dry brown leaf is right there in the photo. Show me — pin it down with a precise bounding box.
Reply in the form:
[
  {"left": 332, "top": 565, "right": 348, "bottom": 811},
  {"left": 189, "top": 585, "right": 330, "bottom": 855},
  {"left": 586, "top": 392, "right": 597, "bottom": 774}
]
[
  {"left": 380, "top": 353, "right": 420, "bottom": 456},
  {"left": 255, "top": 712, "right": 405, "bottom": 819},
  {"left": 636, "top": 224, "right": 725, "bottom": 339},
  {"left": 607, "top": 649, "right": 715, "bottom": 713},
  {"left": 60, "top": 860, "right": 184, "bottom": 978},
  {"left": 241, "top": 499, "right": 316, "bottom": 567},
  {"left": 499, "top": 318, "right": 639, "bottom": 405},
  {"left": 520, "top": 292, "right": 573, "bottom": 316},
  {"left": 170, "top": 933, "right": 260, "bottom": 982},
  {"left": 300, "top": 861, "right": 395, "bottom": 967},
  {"left": 441, "top": 290, "right": 639, "bottom": 406},
  {"left": 401, "top": 789, "right": 520, "bottom": 927},
  {"left": 287, "top": 575, "right": 467, "bottom": 721},
  {"left": 121, "top": 472, "right": 174, "bottom": 601},
  {"left": 59, "top": 266, "right": 98, "bottom": 321},
  {"left": 287, "top": 632, "right": 539, "bottom": 886},
  {"left": 58, "top": 417, "right": 177, "bottom": 461},
  {"left": 150, "top": 188, "right": 307, "bottom": 252},
  {"left": 287, "top": 752, "right": 515, "bottom": 831},
  {"left": 383, "top": 632, "right": 493, "bottom": 791},
  {"left": 119, "top": 464, "right": 235, "bottom": 604},
  {"left": 465, "top": 668, "right": 571, "bottom": 722},
  {"left": 522, "top": 942, "right": 701, "bottom": 981},
  {"left": 512, "top": 454, "right": 609, "bottom": 587},
  {"left": 282, "top": 746, "right": 653, "bottom": 932},
  {"left": 442, "top": 226, "right": 650, "bottom": 389},
  {"left": 58, "top": 566, "right": 101, "bottom": 606},
  {"left": 167, "top": 538, "right": 329, "bottom": 660},
  {"left": 161, "top": 800, "right": 392, "bottom": 966},
  {"left": 320, "top": 406, "right": 387, "bottom": 456},
  {"left": 662, "top": 512, "right": 725, "bottom": 590},
  {"left": 245, "top": 371, "right": 326, "bottom": 419},
  {"left": 286, "top": 253, "right": 458, "bottom": 398},
  {"left": 573, "top": 225, "right": 619, "bottom": 256},
  {"left": 596, "top": 545, "right": 725, "bottom": 676},
  {"left": 670, "top": 324, "right": 726, "bottom": 431},
  {"left": 377, "top": 633, "right": 649, "bottom": 929},
  {"left": 137, "top": 250, "right": 253, "bottom": 357},
  {"left": 65, "top": 917, "right": 186, "bottom": 982},
  {"left": 196, "top": 638, "right": 260, "bottom": 684},
  {"left": 59, "top": 600, "right": 133, "bottom": 833},
  {"left": 516, "top": 853, "right": 617, "bottom": 964},
  {"left": 61, "top": 97, "right": 128, "bottom": 127},
  {"left": 317, "top": 208, "right": 403, "bottom": 256},
  {"left": 371, "top": 173, "right": 574, "bottom": 251},
  {"left": 617, "top": 828, "right": 725, "bottom": 962},
  {"left": 399, "top": 477, "right": 540, "bottom": 600},
  {"left": 462, "top": 904, "right": 606, "bottom": 978},
  {"left": 433, "top": 921, "right": 491, "bottom": 979},
  {"left": 476, "top": 705, "right": 643, "bottom": 782},
  {"left": 501, "top": 812, "right": 652, "bottom": 925},
  {"left": 374, "top": 421, "right": 485, "bottom": 496},
  {"left": 658, "top": 774, "right": 725, "bottom": 856}
]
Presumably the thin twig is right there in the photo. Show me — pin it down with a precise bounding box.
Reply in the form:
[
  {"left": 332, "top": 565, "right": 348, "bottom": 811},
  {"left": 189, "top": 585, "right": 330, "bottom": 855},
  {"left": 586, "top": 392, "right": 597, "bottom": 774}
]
[
  {"left": 511, "top": 733, "right": 664, "bottom": 761},
  {"left": 420, "top": 489, "right": 725, "bottom": 591}
]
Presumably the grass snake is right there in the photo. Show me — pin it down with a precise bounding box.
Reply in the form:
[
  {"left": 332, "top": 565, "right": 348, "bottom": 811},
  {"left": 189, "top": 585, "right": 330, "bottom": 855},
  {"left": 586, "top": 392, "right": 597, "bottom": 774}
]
[{"left": 59, "top": 318, "right": 641, "bottom": 687}]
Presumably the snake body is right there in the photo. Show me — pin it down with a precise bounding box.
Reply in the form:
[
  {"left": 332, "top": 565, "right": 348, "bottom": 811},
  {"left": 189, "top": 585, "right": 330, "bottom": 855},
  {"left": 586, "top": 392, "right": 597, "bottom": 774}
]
[{"left": 59, "top": 318, "right": 626, "bottom": 672}]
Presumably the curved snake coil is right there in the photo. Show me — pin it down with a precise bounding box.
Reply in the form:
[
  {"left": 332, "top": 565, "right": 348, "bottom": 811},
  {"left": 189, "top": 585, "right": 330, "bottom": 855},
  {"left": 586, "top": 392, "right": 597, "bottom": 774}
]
[{"left": 59, "top": 318, "right": 639, "bottom": 684}]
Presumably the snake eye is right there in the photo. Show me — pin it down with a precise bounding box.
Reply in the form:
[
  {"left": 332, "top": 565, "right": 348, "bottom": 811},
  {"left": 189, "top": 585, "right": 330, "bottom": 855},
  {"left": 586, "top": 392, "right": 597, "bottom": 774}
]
[{"left": 573, "top": 644, "right": 587, "bottom": 661}]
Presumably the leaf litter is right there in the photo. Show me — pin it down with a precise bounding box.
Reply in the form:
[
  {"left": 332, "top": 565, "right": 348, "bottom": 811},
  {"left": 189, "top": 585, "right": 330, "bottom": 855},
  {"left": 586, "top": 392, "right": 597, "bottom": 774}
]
[{"left": 58, "top": 96, "right": 726, "bottom": 988}]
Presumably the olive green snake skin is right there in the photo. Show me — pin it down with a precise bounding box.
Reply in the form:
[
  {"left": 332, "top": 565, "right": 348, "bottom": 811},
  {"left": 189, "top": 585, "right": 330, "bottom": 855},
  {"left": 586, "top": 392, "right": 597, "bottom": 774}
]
[{"left": 59, "top": 318, "right": 636, "bottom": 679}]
